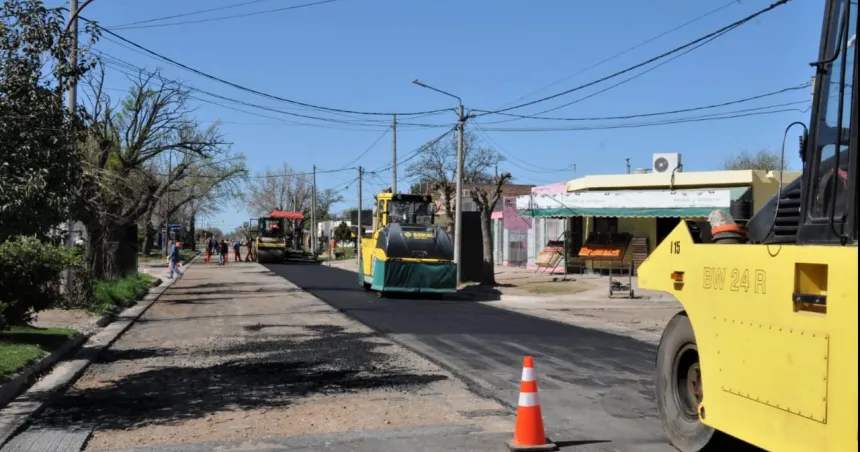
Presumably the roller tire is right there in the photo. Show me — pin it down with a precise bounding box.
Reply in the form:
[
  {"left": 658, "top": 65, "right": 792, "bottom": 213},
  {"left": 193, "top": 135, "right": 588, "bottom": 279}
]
[{"left": 656, "top": 312, "right": 723, "bottom": 452}]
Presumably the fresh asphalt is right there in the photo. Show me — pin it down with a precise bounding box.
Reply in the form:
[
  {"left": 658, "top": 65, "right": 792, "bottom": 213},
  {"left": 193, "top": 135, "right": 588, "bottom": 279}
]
[{"left": 265, "top": 263, "right": 675, "bottom": 452}]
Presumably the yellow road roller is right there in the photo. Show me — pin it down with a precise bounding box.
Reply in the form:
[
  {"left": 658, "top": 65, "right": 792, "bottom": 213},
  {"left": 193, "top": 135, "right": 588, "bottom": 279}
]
[
  {"left": 359, "top": 191, "right": 457, "bottom": 297},
  {"left": 637, "top": 2, "right": 857, "bottom": 451}
]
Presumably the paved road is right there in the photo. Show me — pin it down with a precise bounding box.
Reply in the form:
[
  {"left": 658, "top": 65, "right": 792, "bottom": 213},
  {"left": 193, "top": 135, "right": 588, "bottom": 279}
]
[{"left": 265, "top": 263, "right": 674, "bottom": 452}]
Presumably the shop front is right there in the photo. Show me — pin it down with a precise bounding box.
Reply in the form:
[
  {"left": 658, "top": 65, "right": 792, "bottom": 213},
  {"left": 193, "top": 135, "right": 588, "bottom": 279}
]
[{"left": 515, "top": 187, "right": 752, "bottom": 274}]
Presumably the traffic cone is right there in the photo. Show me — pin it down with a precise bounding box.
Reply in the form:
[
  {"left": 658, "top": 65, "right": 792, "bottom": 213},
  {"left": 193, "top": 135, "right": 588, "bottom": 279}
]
[{"left": 508, "top": 356, "right": 557, "bottom": 451}]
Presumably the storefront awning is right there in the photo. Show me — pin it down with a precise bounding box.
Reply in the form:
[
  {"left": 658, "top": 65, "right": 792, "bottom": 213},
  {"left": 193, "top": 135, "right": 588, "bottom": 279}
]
[{"left": 516, "top": 187, "right": 750, "bottom": 219}]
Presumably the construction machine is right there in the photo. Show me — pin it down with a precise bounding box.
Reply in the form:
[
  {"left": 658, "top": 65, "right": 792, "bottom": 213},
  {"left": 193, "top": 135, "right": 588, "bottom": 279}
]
[
  {"left": 637, "top": 2, "right": 857, "bottom": 451},
  {"left": 358, "top": 190, "right": 457, "bottom": 297},
  {"left": 250, "top": 210, "right": 304, "bottom": 263}
]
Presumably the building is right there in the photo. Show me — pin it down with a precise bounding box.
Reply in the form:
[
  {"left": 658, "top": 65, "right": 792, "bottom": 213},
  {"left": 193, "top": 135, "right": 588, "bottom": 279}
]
[
  {"left": 514, "top": 153, "right": 801, "bottom": 274},
  {"left": 491, "top": 182, "right": 567, "bottom": 269}
]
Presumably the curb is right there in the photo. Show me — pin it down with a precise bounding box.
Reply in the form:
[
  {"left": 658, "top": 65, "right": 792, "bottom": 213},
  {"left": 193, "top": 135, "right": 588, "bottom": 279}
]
[{"left": 0, "top": 253, "right": 201, "bottom": 447}]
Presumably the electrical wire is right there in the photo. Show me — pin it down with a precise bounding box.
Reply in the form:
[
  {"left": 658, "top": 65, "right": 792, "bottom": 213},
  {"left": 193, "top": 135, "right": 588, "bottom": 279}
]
[
  {"left": 370, "top": 126, "right": 457, "bottom": 174},
  {"left": 338, "top": 127, "right": 390, "bottom": 169},
  {"left": 478, "top": 103, "right": 808, "bottom": 132},
  {"left": 491, "top": 0, "right": 743, "bottom": 108},
  {"left": 475, "top": 0, "right": 793, "bottom": 117},
  {"left": 112, "top": 0, "right": 337, "bottom": 30},
  {"left": 96, "top": 51, "right": 449, "bottom": 131},
  {"left": 470, "top": 122, "right": 574, "bottom": 174},
  {"left": 84, "top": 20, "right": 455, "bottom": 117},
  {"left": 109, "top": 0, "right": 283, "bottom": 28},
  {"left": 478, "top": 83, "right": 811, "bottom": 122}
]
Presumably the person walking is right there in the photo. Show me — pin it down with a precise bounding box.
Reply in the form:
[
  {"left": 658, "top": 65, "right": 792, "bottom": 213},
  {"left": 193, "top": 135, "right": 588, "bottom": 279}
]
[
  {"left": 220, "top": 239, "right": 229, "bottom": 265},
  {"left": 168, "top": 240, "right": 184, "bottom": 279},
  {"left": 205, "top": 235, "right": 215, "bottom": 263},
  {"left": 233, "top": 238, "right": 241, "bottom": 262}
]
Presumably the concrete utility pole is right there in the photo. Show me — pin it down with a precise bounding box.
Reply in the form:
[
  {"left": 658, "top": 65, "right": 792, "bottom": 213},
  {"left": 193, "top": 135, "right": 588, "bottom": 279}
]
[
  {"left": 391, "top": 115, "right": 397, "bottom": 193},
  {"left": 411, "top": 79, "right": 466, "bottom": 284},
  {"left": 454, "top": 104, "right": 465, "bottom": 284},
  {"left": 626, "top": 158, "right": 631, "bottom": 174},
  {"left": 64, "top": 0, "right": 79, "bottom": 294},
  {"left": 357, "top": 166, "right": 363, "bottom": 263},
  {"left": 311, "top": 165, "right": 317, "bottom": 254}
]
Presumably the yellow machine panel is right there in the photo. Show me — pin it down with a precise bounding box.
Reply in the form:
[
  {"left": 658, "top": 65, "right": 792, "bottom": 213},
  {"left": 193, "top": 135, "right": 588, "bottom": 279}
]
[{"left": 638, "top": 224, "right": 858, "bottom": 452}]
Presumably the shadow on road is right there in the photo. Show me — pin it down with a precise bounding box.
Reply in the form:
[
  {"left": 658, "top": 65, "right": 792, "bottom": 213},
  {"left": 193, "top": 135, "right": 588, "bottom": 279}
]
[{"left": 34, "top": 324, "right": 447, "bottom": 431}]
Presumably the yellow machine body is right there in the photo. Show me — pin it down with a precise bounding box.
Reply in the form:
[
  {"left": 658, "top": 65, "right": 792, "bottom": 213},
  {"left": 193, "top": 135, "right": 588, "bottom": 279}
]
[
  {"left": 359, "top": 191, "right": 456, "bottom": 294},
  {"left": 638, "top": 224, "right": 858, "bottom": 451}
]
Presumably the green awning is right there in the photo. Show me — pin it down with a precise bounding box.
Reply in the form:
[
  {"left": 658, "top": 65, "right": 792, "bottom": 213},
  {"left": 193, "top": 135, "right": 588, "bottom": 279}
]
[{"left": 522, "top": 207, "right": 723, "bottom": 218}]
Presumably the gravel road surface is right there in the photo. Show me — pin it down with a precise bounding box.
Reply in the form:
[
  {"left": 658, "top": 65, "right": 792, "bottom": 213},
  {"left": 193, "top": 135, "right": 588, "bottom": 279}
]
[
  {"left": 268, "top": 263, "right": 676, "bottom": 452},
  {"left": 11, "top": 262, "right": 510, "bottom": 451}
]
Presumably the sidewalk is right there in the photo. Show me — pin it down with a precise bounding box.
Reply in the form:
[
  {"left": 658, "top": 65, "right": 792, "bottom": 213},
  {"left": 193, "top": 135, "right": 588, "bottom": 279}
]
[
  {"left": 13, "top": 261, "right": 511, "bottom": 451},
  {"left": 324, "top": 258, "right": 680, "bottom": 344}
]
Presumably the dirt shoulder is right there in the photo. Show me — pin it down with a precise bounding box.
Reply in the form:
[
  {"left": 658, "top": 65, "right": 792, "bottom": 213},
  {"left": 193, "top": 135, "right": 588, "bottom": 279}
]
[{"left": 32, "top": 262, "right": 510, "bottom": 451}]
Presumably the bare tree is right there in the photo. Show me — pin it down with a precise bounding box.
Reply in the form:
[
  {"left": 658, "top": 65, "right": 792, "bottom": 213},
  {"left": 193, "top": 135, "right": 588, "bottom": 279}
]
[
  {"left": 469, "top": 172, "right": 512, "bottom": 285},
  {"left": 77, "top": 68, "right": 231, "bottom": 278},
  {"left": 405, "top": 130, "right": 504, "bottom": 235},
  {"left": 724, "top": 149, "right": 787, "bottom": 172},
  {"left": 245, "top": 163, "right": 344, "bottom": 230}
]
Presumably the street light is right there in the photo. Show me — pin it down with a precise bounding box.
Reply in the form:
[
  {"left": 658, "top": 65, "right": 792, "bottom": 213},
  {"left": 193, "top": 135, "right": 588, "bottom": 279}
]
[{"left": 411, "top": 79, "right": 466, "bottom": 284}]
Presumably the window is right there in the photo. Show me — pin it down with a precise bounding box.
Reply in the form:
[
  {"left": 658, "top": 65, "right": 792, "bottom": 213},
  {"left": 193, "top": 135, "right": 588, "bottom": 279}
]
[
  {"left": 594, "top": 217, "right": 618, "bottom": 234},
  {"left": 810, "top": 0, "right": 856, "bottom": 220}
]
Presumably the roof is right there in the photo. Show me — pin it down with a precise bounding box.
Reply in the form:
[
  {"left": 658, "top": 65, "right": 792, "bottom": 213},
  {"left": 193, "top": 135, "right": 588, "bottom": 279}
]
[
  {"left": 565, "top": 169, "right": 801, "bottom": 192},
  {"left": 269, "top": 210, "right": 305, "bottom": 220}
]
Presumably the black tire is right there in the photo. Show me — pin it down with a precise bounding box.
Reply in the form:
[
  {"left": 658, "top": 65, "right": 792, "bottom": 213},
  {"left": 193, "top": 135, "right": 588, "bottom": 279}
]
[
  {"left": 362, "top": 282, "right": 372, "bottom": 291},
  {"left": 656, "top": 312, "right": 719, "bottom": 452}
]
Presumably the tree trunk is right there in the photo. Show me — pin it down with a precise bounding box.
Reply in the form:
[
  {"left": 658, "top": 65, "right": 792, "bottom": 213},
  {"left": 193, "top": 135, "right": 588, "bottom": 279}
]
[
  {"left": 143, "top": 222, "right": 156, "bottom": 255},
  {"left": 479, "top": 209, "right": 496, "bottom": 285}
]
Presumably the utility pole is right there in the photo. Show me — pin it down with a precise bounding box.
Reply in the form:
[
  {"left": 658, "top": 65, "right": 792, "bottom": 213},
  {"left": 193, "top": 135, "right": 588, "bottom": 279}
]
[
  {"left": 454, "top": 104, "right": 465, "bottom": 284},
  {"left": 626, "top": 158, "right": 631, "bottom": 174},
  {"left": 357, "top": 166, "right": 363, "bottom": 264},
  {"left": 164, "top": 150, "right": 173, "bottom": 257},
  {"left": 411, "top": 79, "right": 466, "bottom": 284},
  {"left": 64, "top": 0, "right": 79, "bottom": 295},
  {"left": 391, "top": 115, "right": 397, "bottom": 193},
  {"left": 311, "top": 165, "right": 317, "bottom": 254},
  {"left": 573, "top": 163, "right": 577, "bottom": 179}
]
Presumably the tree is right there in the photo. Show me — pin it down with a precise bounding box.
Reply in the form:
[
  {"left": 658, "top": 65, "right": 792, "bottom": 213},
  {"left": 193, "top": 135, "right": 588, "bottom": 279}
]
[
  {"left": 76, "top": 68, "right": 233, "bottom": 278},
  {"left": 724, "top": 149, "right": 787, "bottom": 172},
  {"left": 469, "top": 172, "right": 513, "bottom": 285},
  {"left": 405, "top": 130, "right": 504, "bottom": 236},
  {"left": 0, "top": 0, "right": 98, "bottom": 240},
  {"left": 245, "top": 163, "right": 344, "bottom": 230},
  {"left": 333, "top": 221, "right": 351, "bottom": 253}
]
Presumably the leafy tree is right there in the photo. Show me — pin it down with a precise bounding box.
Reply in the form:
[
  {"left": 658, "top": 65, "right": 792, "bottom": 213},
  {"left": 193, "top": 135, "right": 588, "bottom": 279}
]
[
  {"left": 0, "top": 0, "right": 98, "bottom": 240},
  {"left": 333, "top": 221, "right": 352, "bottom": 250},
  {"left": 724, "top": 149, "right": 787, "bottom": 172}
]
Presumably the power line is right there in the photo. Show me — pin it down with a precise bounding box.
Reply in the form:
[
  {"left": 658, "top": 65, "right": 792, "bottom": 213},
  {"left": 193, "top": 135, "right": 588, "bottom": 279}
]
[
  {"left": 370, "top": 126, "right": 457, "bottom": 173},
  {"left": 478, "top": 102, "right": 808, "bottom": 132},
  {"left": 471, "top": 122, "right": 573, "bottom": 174},
  {"left": 112, "top": 0, "right": 339, "bottom": 30},
  {"left": 96, "top": 51, "right": 449, "bottom": 131},
  {"left": 491, "top": 0, "right": 743, "bottom": 108},
  {"left": 475, "top": 0, "right": 792, "bottom": 117},
  {"left": 477, "top": 83, "right": 811, "bottom": 122},
  {"left": 109, "top": 0, "right": 283, "bottom": 28},
  {"left": 339, "top": 127, "right": 390, "bottom": 169},
  {"left": 85, "top": 20, "right": 454, "bottom": 117}
]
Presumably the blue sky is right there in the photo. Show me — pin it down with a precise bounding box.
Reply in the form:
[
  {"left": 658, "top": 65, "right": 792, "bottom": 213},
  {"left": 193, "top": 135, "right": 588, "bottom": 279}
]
[{"left": 76, "top": 0, "right": 823, "bottom": 231}]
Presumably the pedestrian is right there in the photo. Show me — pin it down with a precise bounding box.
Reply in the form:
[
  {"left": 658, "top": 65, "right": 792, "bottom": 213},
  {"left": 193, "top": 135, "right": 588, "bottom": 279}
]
[
  {"left": 220, "top": 239, "right": 229, "bottom": 265},
  {"left": 206, "top": 235, "right": 215, "bottom": 263},
  {"left": 231, "top": 239, "right": 239, "bottom": 262},
  {"left": 168, "top": 240, "right": 184, "bottom": 279}
]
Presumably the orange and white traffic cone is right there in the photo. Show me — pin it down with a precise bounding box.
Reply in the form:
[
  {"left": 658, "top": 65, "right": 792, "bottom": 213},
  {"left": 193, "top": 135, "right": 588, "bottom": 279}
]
[{"left": 508, "top": 356, "right": 557, "bottom": 451}]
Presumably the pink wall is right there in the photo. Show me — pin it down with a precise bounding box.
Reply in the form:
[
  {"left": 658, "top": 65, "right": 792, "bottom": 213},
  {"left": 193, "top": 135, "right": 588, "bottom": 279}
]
[{"left": 531, "top": 182, "right": 567, "bottom": 195}]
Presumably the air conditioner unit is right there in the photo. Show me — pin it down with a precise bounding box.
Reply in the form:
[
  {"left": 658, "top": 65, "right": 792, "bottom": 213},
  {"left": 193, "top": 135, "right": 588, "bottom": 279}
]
[{"left": 653, "top": 153, "right": 682, "bottom": 174}]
